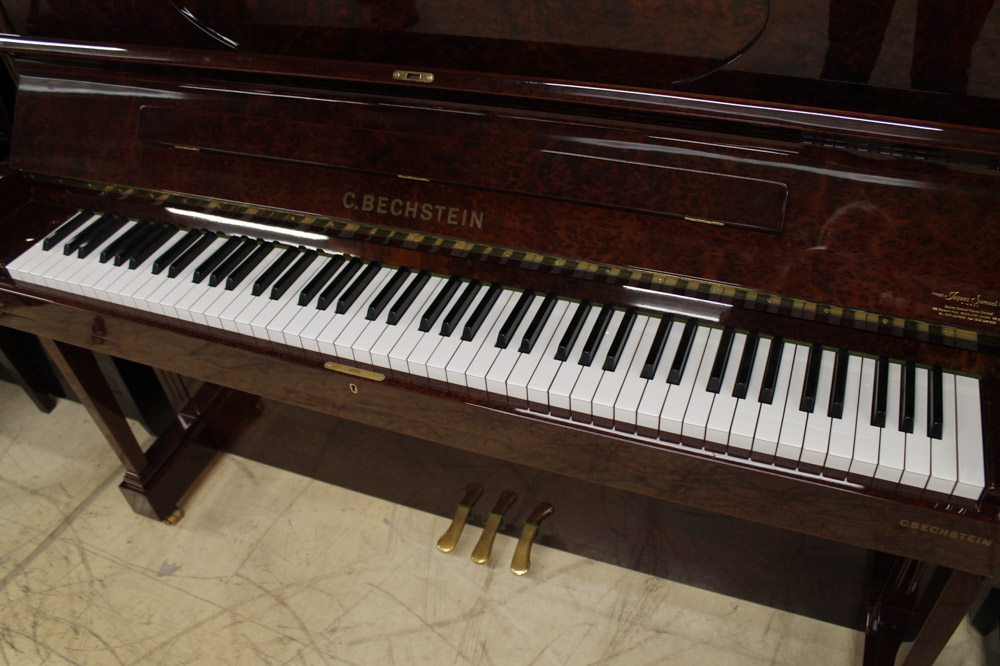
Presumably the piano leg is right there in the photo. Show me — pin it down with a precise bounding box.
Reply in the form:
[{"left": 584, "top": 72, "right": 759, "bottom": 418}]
[
  {"left": 0, "top": 327, "right": 56, "bottom": 413},
  {"left": 864, "top": 554, "right": 985, "bottom": 665},
  {"left": 39, "top": 338, "right": 222, "bottom": 521}
]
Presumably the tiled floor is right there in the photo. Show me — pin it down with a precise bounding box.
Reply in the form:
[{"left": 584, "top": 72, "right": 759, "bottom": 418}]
[{"left": 0, "top": 379, "right": 995, "bottom": 665}]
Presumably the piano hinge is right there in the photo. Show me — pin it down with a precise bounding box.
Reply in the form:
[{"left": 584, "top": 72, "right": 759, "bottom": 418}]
[
  {"left": 323, "top": 361, "right": 385, "bottom": 382},
  {"left": 392, "top": 70, "right": 435, "bottom": 84},
  {"left": 685, "top": 216, "right": 725, "bottom": 227}
]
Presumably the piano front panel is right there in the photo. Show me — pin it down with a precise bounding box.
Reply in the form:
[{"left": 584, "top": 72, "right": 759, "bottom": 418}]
[{"left": 12, "top": 60, "right": 1000, "bottom": 341}]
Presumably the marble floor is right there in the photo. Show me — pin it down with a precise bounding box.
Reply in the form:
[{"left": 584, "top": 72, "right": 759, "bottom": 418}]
[{"left": 0, "top": 379, "right": 996, "bottom": 666}]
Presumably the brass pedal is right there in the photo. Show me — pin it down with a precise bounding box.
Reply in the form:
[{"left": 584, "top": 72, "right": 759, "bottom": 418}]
[
  {"left": 511, "top": 502, "right": 554, "bottom": 576},
  {"left": 471, "top": 490, "right": 518, "bottom": 564},
  {"left": 436, "top": 483, "right": 483, "bottom": 553}
]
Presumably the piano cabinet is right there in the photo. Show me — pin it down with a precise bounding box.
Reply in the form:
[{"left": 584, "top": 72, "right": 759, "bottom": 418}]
[{"left": 0, "top": 200, "right": 995, "bottom": 665}]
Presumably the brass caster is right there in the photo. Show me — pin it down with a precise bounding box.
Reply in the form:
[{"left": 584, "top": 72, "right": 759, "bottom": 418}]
[{"left": 162, "top": 507, "right": 184, "bottom": 526}]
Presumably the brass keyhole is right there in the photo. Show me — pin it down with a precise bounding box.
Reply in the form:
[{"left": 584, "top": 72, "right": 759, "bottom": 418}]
[{"left": 349, "top": 383, "right": 359, "bottom": 394}]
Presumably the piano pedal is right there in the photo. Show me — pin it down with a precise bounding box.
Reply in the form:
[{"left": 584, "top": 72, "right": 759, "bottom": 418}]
[
  {"left": 511, "top": 502, "right": 555, "bottom": 576},
  {"left": 471, "top": 490, "right": 518, "bottom": 564},
  {"left": 436, "top": 482, "right": 483, "bottom": 553}
]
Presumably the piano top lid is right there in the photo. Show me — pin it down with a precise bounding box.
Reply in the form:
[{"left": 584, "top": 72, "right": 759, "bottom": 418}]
[{"left": 5, "top": 0, "right": 1000, "bottom": 133}]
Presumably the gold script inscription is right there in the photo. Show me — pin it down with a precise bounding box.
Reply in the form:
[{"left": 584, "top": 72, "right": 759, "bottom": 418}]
[
  {"left": 930, "top": 290, "right": 999, "bottom": 326},
  {"left": 343, "top": 191, "right": 484, "bottom": 229}
]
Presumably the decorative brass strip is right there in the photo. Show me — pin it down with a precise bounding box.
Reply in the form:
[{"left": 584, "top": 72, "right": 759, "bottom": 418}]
[
  {"left": 25, "top": 173, "right": 993, "bottom": 351},
  {"left": 323, "top": 361, "right": 385, "bottom": 381},
  {"left": 392, "top": 70, "right": 435, "bottom": 84}
]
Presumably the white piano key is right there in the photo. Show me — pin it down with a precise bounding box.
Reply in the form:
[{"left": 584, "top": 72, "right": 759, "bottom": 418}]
[
  {"left": 774, "top": 344, "right": 810, "bottom": 466},
  {"left": 215, "top": 252, "right": 282, "bottom": 332},
  {"left": 442, "top": 289, "right": 515, "bottom": 389},
  {"left": 751, "top": 341, "right": 796, "bottom": 462},
  {"left": 333, "top": 269, "right": 406, "bottom": 362},
  {"left": 874, "top": 362, "right": 905, "bottom": 487},
  {"left": 705, "top": 332, "right": 748, "bottom": 449},
  {"left": 372, "top": 277, "right": 449, "bottom": 371},
  {"left": 485, "top": 296, "right": 547, "bottom": 400},
  {"left": 501, "top": 300, "right": 570, "bottom": 403},
  {"left": 72, "top": 222, "right": 141, "bottom": 298},
  {"left": 318, "top": 268, "right": 394, "bottom": 358},
  {"left": 569, "top": 309, "right": 625, "bottom": 418},
  {"left": 660, "top": 326, "right": 712, "bottom": 441},
  {"left": 634, "top": 319, "right": 686, "bottom": 433},
  {"left": 354, "top": 272, "right": 425, "bottom": 367},
  {"left": 154, "top": 237, "right": 229, "bottom": 319},
  {"left": 848, "top": 357, "right": 881, "bottom": 481},
  {"left": 464, "top": 291, "right": 524, "bottom": 393},
  {"left": 678, "top": 327, "right": 723, "bottom": 443},
  {"left": 800, "top": 349, "right": 836, "bottom": 470},
  {"left": 924, "top": 372, "right": 958, "bottom": 499},
  {"left": 824, "top": 354, "right": 861, "bottom": 477},
  {"left": 547, "top": 305, "right": 602, "bottom": 413},
  {"left": 900, "top": 366, "right": 932, "bottom": 492},
  {"left": 954, "top": 374, "right": 985, "bottom": 501},
  {"left": 593, "top": 315, "right": 650, "bottom": 423},
  {"left": 283, "top": 258, "right": 349, "bottom": 349},
  {"left": 728, "top": 336, "right": 772, "bottom": 458},
  {"left": 5, "top": 212, "right": 96, "bottom": 281},
  {"left": 261, "top": 258, "right": 335, "bottom": 345},
  {"left": 389, "top": 278, "right": 460, "bottom": 376},
  {"left": 405, "top": 281, "right": 469, "bottom": 379},
  {"left": 612, "top": 315, "right": 663, "bottom": 429},
  {"left": 524, "top": 301, "right": 583, "bottom": 408}
]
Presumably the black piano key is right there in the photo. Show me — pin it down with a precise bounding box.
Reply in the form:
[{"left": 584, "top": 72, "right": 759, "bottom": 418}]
[
  {"left": 578, "top": 304, "right": 613, "bottom": 366},
  {"left": 99, "top": 221, "right": 145, "bottom": 264},
  {"left": 167, "top": 233, "right": 214, "bottom": 278},
  {"left": 336, "top": 261, "right": 381, "bottom": 313},
  {"left": 129, "top": 226, "right": 177, "bottom": 269},
  {"left": 154, "top": 229, "right": 200, "bottom": 275},
  {"left": 732, "top": 331, "right": 759, "bottom": 399},
  {"left": 77, "top": 216, "right": 126, "bottom": 259},
  {"left": 871, "top": 355, "right": 889, "bottom": 428},
  {"left": 799, "top": 343, "right": 823, "bottom": 413},
  {"left": 519, "top": 293, "right": 556, "bottom": 353},
  {"left": 388, "top": 270, "right": 430, "bottom": 325},
  {"left": 899, "top": 360, "right": 916, "bottom": 433},
  {"left": 640, "top": 315, "right": 673, "bottom": 380},
  {"left": 316, "top": 257, "right": 361, "bottom": 310},
  {"left": 603, "top": 308, "right": 637, "bottom": 371},
  {"left": 192, "top": 236, "right": 241, "bottom": 284},
  {"left": 367, "top": 267, "right": 410, "bottom": 321},
  {"left": 43, "top": 211, "right": 92, "bottom": 251},
  {"left": 298, "top": 254, "right": 344, "bottom": 306},
  {"left": 496, "top": 289, "right": 534, "bottom": 349},
  {"left": 461, "top": 282, "right": 501, "bottom": 340},
  {"left": 114, "top": 222, "right": 159, "bottom": 266},
  {"left": 828, "top": 349, "right": 850, "bottom": 419},
  {"left": 253, "top": 246, "right": 298, "bottom": 296},
  {"left": 208, "top": 238, "right": 255, "bottom": 287},
  {"left": 226, "top": 243, "right": 273, "bottom": 290},
  {"left": 555, "top": 301, "right": 591, "bottom": 362},
  {"left": 441, "top": 280, "right": 481, "bottom": 336},
  {"left": 758, "top": 337, "right": 784, "bottom": 404},
  {"left": 928, "top": 365, "right": 943, "bottom": 439},
  {"left": 63, "top": 213, "right": 112, "bottom": 255},
  {"left": 419, "top": 275, "right": 462, "bottom": 332},
  {"left": 271, "top": 250, "right": 317, "bottom": 300},
  {"left": 667, "top": 320, "right": 698, "bottom": 385},
  {"left": 706, "top": 327, "right": 735, "bottom": 394}
]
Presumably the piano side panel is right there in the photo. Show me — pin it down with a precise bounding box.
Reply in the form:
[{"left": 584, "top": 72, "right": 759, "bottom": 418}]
[{"left": 10, "top": 62, "right": 1000, "bottom": 340}]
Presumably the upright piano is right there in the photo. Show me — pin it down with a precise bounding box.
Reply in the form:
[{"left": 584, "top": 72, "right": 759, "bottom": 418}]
[{"left": 0, "top": 1, "right": 998, "bottom": 663}]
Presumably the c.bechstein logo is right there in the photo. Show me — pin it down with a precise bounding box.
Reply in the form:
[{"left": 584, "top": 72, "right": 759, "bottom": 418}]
[{"left": 343, "top": 192, "right": 484, "bottom": 229}]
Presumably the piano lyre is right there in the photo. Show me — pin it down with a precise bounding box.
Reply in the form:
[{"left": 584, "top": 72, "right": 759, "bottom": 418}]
[{"left": 0, "top": 1, "right": 998, "bottom": 663}]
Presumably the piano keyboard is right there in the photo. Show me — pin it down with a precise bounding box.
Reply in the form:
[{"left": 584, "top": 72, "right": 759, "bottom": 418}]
[{"left": 7, "top": 211, "right": 987, "bottom": 503}]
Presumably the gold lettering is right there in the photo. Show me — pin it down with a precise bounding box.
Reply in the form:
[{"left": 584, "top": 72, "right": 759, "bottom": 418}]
[
  {"left": 471, "top": 210, "right": 484, "bottom": 229},
  {"left": 343, "top": 191, "right": 356, "bottom": 209},
  {"left": 361, "top": 194, "right": 375, "bottom": 212},
  {"left": 435, "top": 204, "right": 447, "bottom": 222},
  {"left": 344, "top": 191, "right": 485, "bottom": 228},
  {"left": 405, "top": 201, "right": 418, "bottom": 218},
  {"left": 421, "top": 203, "right": 433, "bottom": 221},
  {"left": 390, "top": 198, "right": 403, "bottom": 216},
  {"left": 447, "top": 207, "right": 459, "bottom": 225},
  {"left": 377, "top": 196, "right": 388, "bottom": 214}
]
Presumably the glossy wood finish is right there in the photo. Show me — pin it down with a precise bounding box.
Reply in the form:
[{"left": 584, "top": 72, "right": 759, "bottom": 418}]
[
  {"left": 0, "top": 325, "right": 54, "bottom": 412},
  {"left": 9, "top": 64, "right": 1000, "bottom": 341}
]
